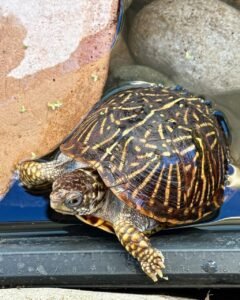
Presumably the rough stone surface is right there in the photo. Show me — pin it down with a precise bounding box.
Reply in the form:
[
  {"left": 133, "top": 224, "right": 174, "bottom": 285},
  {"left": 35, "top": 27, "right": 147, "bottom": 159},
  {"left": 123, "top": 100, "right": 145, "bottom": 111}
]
[
  {"left": 110, "top": 33, "right": 134, "bottom": 72},
  {"left": 111, "top": 64, "right": 175, "bottom": 86},
  {"left": 0, "top": 0, "right": 118, "bottom": 197},
  {"left": 0, "top": 288, "right": 196, "bottom": 300},
  {"left": 124, "top": 0, "right": 133, "bottom": 11},
  {"left": 212, "top": 90, "right": 240, "bottom": 164},
  {"left": 222, "top": 0, "right": 240, "bottom": 9},
  {"left": 131, "top": 0, "right": 155, "bottom": 11},
  {"left": 129, "top": 0, "right": 240, "bottom": 96}
]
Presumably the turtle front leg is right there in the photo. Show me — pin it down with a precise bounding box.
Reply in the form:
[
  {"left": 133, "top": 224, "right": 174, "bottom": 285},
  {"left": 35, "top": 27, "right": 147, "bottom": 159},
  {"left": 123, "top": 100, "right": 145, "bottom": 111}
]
[
  {"left": 113, "top": 219, "right": 165, "bottom": 282},
  {"left": 17, "top": 153, "right": 73, "bottom": 189}
]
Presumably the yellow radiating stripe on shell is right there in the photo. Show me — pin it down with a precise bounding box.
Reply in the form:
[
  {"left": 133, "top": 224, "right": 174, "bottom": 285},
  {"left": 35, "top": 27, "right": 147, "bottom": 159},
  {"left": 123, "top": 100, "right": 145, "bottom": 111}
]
[
  {"left": 122, "top": 110, "right": 155, "bottom": 136},
  {"left": 158, "top": 124, "right": 165, "bottom": 139},
  {"left": 135, "top": 145, "right": 141, "bottom": 152},
  {"left": 119, "top": 136, "right": 134, "bottom": 172},
  {"left": 137, "top": 152, "right": 154, "bottom": 159},
  {"left": 132, "top": 161, "right": 161, "bottom": 198},
  {"left": 75, "top": 114, "right": 98, "bottom": 141},
  {"left": 118, "top": 93, "right": 125, "bottom": 98},
  {"left": 183, "top": 108, "right": 189, "bottom": 125},
  {"left": 199, "top": 122, "right": 214, "bottom": 128},
  {"left": 206, "top": 131, "right": 216, "bottom": 137},
  {"left": 143, "top": 93, "right": 159, "bottom": 96},
  {"left": 180, "top": 144, "right": 195, "bottom": 156},
  {"left": 81, "top": 145, "right": 90, "bottom": 154},
  {"left": 119, "top": 114, "right": 138, "bottom": 121},
  {"left": 163, "top": 164, "right": 173, "bottom": 206},
  {"left": 172, "top": 135, "right": 192, "bottom": 143},
  {"left": 142, "top": 97, "right": 149, "bottom": 103},
  {"left": 210, "top": 138, "right": 218, "bottom": 150},
  {"left": 196, "top": 137, "right": 207, "bottom": 206},
  {"left": 121, "top": 93, "right": 132, "bottom": 103},
  {"left": 145, "top": 143, "right": 157, "bottom": 149},
  {"left": 161, "top": 151, "right": 171, "bottom": 157},
  {"left": 120, "top": 105, "right": 142, "bottom": 111},
  {"left": 158, "top": 97, "right": 184, "bottom": 110},
  {"left": 83, "top": 121, "right": 98, "bottom": 144},
  {"left": 191, "top": 179, "right": 199, "bottom": 207},
  {"left": 193, "top": 112, "right": 200, "bottom": 121},
  {"left": 176, "top": 164, "right": 182, "bottom": 209},
  {"left": 178, "top": 126, "right": 192, "bottom": 132},
  {"left": 100, "top": 117, "right": 107, "bottom": 135},
  {"left": 144, "top": 130, "right": 151, "bottom": 139},
  {"left": 187, "top": 162, "right": 198, "bottom": 197},
  {"left": 110, "top": 113, "right": 115, "bottom": 123},
  {"left": 149, "top": 165, "right": 165, "bottom": 205},
  {"left": 206, "top": 151, "right": 214, "bottom": 200},
  {"left": 166, "top": 125, "right": 173, "bottom": 133},
  {"left": 116, "top": 157, "right": 156, "bottom": 185},
  {"left": 130, "top": 161, "right": 140, "bottom": 167},
  {"left": 93, "top": 128, "right": 121, "bottom": 150},
  {"left": 99, "top": 140, "right": 119, "bottom": 163}
]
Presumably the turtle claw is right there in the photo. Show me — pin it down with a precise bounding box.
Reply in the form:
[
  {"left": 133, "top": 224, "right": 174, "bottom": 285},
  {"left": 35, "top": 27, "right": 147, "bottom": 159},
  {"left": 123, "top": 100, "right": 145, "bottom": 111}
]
[{"left": 140, "top": 248, "right": 166, "bottom": 282}]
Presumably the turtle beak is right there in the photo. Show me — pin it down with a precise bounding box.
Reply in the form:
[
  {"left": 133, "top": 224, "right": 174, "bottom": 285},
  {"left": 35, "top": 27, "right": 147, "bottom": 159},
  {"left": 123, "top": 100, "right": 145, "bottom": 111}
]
[
  {"left": 49, "top": 190, "right": 69, "bottom": 212},
  {"left": 49, "top": 191, "right": 61, "bottom": 210},
  {"left": 50, "top": 190, "right": 81, "bottom": 215}
]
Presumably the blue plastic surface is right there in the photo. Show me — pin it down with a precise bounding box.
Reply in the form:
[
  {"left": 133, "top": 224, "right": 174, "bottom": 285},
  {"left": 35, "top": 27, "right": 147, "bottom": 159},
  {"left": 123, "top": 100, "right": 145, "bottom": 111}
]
[
  {"left": 0, "top": 178, "right": 240, "bottom": 225},
  {"left": 0, "top": 181, "right": 50, "bottom": 222}
]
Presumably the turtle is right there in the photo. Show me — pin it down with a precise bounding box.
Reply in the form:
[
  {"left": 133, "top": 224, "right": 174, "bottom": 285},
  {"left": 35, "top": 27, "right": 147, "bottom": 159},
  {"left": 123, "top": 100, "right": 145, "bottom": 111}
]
[{"left": 18, "top": 82, "right": 230, "bottom": 282}]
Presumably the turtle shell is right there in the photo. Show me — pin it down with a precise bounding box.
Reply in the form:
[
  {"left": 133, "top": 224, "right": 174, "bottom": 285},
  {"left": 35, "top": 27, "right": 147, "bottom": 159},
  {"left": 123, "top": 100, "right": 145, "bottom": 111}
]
[{"left": 61, "top": 84, "right": 229, "bottom": 226}]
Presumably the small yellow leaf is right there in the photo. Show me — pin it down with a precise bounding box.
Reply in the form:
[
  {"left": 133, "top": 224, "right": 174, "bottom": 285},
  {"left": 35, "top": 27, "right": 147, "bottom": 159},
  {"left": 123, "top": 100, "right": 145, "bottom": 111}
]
[
  {"left": 47, "top": 101, "right": 63, "bottom": 110},
  {"left": 19, "top": 105, "right": 27, "bottom": 113},
  {"left": 185, "top": 51, "right": 193, "bottom": 60},
  {"left": 91, "top": 73, "right": 99, "bottom": 82},
  {"left": 31, "top": 152, "right": 37, "bottom": 159}
]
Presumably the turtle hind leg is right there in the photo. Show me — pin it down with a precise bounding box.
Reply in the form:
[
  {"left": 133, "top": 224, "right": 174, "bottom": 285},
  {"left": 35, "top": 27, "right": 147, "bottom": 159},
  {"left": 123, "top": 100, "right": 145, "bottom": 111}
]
[{"left": 113, "top": 219, "right": 165, "bottom": 282}]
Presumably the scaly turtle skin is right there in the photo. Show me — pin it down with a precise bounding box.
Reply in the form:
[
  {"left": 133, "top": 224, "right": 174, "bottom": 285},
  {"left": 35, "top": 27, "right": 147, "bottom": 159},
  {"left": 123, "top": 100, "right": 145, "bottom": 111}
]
[{"left": 18, "top": 83, "right": 229, "bottom": 281}]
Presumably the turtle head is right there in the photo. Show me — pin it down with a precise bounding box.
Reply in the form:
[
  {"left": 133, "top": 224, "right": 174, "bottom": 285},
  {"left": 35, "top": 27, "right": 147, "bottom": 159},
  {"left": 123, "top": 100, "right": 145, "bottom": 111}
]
[{"left": 50, "top": 169, "right": 106, "bottom": 215}]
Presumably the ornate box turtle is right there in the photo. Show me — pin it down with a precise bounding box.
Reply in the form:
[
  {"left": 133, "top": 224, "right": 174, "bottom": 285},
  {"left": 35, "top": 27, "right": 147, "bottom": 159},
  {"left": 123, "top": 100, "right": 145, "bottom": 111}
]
[{"left": 18, "top": 83, "right": 230, "bottom": 282}]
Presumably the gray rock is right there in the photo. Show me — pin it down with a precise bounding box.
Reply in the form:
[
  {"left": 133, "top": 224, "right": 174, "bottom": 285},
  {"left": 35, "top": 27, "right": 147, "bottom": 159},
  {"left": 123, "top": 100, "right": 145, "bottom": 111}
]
[
  {"left": 131, "top": 0, "right": 155, "bottom": 11},
  {"left": 129, "top": 0, "right": 240, "bottom": 96},
  {"left": 222, "top": 0, "right": 240, "bottom": 10},
  {"left": 110, "top": 33, "right": 134, "bottom": 72},
  {"left": 124, "top": 0, "right": 133, "bottom": 11},
  {"left": 112, "top": 64, "right": 175, "bottom": 86}
]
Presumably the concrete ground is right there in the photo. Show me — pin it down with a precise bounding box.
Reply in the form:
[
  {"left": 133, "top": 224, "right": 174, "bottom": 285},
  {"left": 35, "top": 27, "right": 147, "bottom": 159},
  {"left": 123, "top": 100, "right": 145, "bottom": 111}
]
[{"left": 0, "top": 288, "right": 196, "bottom": 300}]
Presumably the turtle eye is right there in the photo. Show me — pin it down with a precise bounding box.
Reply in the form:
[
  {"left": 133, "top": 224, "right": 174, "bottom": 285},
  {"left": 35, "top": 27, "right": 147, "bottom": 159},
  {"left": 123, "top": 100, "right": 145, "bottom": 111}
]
[{"left": 64, "top": 192, "right": 82, "bottom": 208}]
